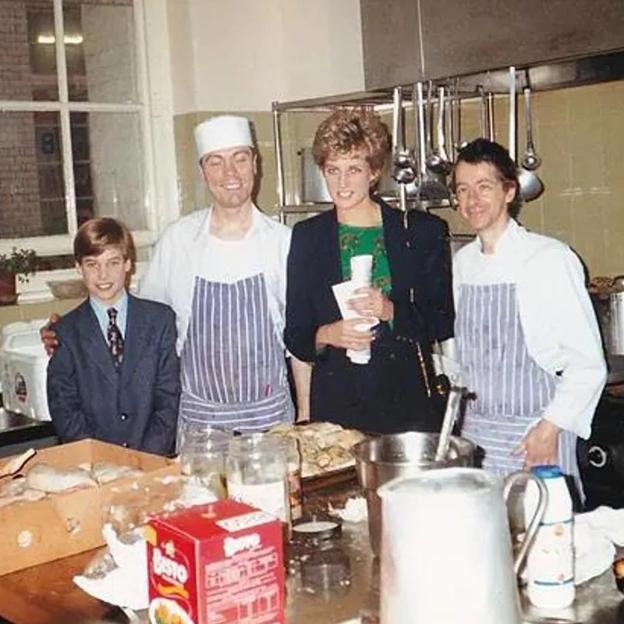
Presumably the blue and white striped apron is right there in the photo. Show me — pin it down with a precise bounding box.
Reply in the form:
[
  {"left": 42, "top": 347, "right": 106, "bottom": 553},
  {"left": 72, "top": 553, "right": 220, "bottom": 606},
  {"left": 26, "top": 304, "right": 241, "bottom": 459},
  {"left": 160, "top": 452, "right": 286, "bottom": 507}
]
[
  {"left": 179, "top": 273, "right": 293, "bottom": 432},
  {"left": 456, "top": 282, "right": 581, "bottom": 495}
]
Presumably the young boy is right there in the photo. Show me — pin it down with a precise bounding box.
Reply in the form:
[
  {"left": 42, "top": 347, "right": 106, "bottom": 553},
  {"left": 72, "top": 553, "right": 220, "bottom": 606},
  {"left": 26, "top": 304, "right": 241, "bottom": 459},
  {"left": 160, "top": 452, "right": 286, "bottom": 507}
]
[{"left": 47, "top": 218, "right": 180, "bottom": 455}]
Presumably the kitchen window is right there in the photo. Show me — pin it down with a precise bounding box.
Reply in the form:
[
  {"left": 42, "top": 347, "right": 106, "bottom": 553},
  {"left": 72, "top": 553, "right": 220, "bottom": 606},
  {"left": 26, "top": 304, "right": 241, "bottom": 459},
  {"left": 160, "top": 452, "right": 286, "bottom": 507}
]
[{"left": 0, "top": 0, "right": 160, "bottom": 261}]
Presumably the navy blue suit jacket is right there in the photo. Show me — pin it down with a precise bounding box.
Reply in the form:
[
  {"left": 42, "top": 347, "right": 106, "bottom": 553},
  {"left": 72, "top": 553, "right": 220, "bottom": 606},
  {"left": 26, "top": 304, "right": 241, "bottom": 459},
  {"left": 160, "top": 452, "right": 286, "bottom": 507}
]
[
  {"left": 47, "top": 294, "right": 180, "bottom": 455},
  {"left": 285, "top": 201, "right": 454, "bottom": 362},
  {"left": 284, "top": 201, "right": 454, "bottom": 433}
]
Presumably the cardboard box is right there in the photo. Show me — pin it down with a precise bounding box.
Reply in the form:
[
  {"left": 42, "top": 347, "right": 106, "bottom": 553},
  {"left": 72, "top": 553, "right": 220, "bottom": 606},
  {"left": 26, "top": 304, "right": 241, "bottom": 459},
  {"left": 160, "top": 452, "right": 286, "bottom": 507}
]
[
  {"left": 0, "top": 438, "right": 179, "bottom": 576},
  {"left": 146, "top": 500, "right": 285, "bottom": 624}
]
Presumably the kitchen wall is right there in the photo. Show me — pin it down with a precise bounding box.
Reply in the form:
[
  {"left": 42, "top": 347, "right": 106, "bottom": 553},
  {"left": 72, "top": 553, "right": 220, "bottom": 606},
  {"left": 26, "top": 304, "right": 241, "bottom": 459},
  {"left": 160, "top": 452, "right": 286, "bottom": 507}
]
[
  {"left": 168, "top": 0, "right": 364, "bottom": 215},
  {"left": 437, "top": 79, "right": 624, "bottom": 279},
  {"left": 165, "top": 3, "right": 624, "bottom": 280}
]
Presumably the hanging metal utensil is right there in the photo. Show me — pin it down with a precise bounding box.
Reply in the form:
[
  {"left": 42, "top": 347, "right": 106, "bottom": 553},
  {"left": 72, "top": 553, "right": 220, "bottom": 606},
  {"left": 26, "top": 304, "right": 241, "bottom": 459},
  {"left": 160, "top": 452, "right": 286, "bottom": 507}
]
[
  {"left": 508, "top": 66, "right": 517, "bottom": 162},
  {"left": 520, "top": 87, "right": 542, "bottom": 171},
  {"left": 454, "top": 78, "right": 468, "bottom": 153},
  {"left": 417, "top": 82, "right": 451, "bottom": 205},
  {"left": 487, "top": 92, "right": 496, "bottom": 141},
  {"left": 478, "top": 85, "right": 488, "bottom": 138},
  {"left": 425, "top": 86, "right": 452, "bottom": 175},
  {"left": 509, "top": 87, "right": 544, "bottom": 202},
  {"left": 514, "top": 79, "right": 544, "bottom": 202},
  {"left": 391, "top": 86, "right": 416, "bottom": 184}
]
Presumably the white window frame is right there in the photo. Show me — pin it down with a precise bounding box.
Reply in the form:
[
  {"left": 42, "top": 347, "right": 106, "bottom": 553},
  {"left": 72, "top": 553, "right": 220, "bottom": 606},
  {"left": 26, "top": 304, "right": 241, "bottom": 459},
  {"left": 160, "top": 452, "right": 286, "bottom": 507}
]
[{"left": 0, "top": 0, "right": 178, "bottom": 260}]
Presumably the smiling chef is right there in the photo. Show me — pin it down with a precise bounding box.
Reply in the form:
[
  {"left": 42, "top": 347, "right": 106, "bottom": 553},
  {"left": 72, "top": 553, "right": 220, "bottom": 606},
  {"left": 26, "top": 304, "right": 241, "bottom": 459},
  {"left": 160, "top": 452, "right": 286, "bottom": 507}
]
[
  {"left": 140, "top": 115, "right": 309, "bottom": 433},
  {"left": 451, "top": 138, "right": 606, "bottom": 499}
]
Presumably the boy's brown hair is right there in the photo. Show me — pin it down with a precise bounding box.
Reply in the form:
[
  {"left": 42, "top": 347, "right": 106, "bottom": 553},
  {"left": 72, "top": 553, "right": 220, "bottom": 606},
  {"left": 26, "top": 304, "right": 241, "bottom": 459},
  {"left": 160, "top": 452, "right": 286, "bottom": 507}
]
[{"left": 74, "top": 217, "right": 136, "bottom": 270}]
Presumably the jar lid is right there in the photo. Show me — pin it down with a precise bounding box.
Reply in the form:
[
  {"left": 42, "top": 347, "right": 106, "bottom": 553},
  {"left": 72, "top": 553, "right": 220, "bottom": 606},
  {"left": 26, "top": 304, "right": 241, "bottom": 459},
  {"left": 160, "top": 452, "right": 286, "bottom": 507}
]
[{"left": 292, "top": 516, "right": 341, "bottom": 542}]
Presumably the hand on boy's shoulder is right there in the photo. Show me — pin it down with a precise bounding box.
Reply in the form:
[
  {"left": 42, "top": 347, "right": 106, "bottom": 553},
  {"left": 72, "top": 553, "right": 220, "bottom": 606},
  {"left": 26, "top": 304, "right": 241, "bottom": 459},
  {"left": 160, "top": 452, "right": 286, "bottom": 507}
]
[{"left": 40, "top": 313, "right": 61, "bottom": 356}]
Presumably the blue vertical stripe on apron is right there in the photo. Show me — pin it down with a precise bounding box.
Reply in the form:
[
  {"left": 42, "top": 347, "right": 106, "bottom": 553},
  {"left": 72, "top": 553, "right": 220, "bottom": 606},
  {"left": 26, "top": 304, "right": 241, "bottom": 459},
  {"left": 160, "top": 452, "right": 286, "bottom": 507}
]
[
  {"left": 179, "top": 274, "right": 293, "bottom": 432},
  {"left": 456, "top": 283, "right": 582, "bottom": 495}
]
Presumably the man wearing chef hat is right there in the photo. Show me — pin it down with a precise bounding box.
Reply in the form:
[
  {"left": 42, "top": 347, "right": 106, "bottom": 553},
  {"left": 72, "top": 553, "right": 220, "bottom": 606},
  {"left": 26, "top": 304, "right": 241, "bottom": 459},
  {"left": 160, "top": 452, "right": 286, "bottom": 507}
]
[
  {"left": 451, "top": 138, "right": 606, "bottom": 498},
  {"left": 140, "top": 115, "right": 309, "bottom": 432}
]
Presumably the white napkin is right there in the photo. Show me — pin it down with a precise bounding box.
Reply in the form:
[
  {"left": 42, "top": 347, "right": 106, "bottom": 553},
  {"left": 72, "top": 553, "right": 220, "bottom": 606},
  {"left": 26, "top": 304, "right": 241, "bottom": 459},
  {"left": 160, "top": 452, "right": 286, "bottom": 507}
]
[
  {"left": 331, "top": 281, "right": 377, "bottom": 365},
  {"left": 574, "top": 506, "right": 624, "bottom": 585},
  {"left": 330, "top": 496, "right": 368, "bottom": 523},
  {"left": 73, "top": 524, "right": 148, "bottom": 610}
]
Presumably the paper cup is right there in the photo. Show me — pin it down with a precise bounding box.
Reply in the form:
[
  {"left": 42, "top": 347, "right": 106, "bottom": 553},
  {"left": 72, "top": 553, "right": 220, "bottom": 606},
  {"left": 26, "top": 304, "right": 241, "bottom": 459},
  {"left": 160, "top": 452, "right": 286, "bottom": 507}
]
[{"left": 351, "top": 255, "right": 373, "bottom": 288}]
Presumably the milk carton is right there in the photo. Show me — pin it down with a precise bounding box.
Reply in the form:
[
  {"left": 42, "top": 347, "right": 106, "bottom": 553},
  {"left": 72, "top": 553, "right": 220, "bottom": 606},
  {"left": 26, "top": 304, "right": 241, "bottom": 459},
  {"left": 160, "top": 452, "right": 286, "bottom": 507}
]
[{"left": 146, "top": 500, "right": 285, "bottom": 624}]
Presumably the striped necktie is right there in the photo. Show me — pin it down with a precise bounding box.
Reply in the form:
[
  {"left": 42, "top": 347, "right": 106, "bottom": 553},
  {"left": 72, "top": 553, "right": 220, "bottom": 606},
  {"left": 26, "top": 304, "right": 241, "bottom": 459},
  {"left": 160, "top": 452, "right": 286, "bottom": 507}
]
[{"left": 107, "top": 308, "right": 124, "bottom": 367}]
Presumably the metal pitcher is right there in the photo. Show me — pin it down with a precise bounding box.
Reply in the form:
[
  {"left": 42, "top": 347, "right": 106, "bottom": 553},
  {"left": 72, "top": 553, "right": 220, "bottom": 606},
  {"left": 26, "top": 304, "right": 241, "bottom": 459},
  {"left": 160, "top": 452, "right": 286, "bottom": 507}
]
[
  {"left": 352, "top": 432, "right": 475, "bottom": 556},
  {"left": 378, "top": 467, "right": 547, "bottom": 624}
]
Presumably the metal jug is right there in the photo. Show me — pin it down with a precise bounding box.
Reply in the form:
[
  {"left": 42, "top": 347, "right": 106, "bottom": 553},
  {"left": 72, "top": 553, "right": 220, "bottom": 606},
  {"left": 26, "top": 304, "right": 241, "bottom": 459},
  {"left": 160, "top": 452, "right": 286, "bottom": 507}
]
[
  {"left": 352, "top": 432, "right": 475, "bottom": 556},
  {"left": 378, "top": 467, "right": 546, "bottom": 624}
]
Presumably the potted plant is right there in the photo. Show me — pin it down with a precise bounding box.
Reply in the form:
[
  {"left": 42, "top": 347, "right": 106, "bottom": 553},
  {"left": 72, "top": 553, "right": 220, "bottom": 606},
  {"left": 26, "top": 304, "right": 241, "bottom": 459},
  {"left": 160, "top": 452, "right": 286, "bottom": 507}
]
[{"left": 0, "top": 248, "right": 37, "bottom": 305}]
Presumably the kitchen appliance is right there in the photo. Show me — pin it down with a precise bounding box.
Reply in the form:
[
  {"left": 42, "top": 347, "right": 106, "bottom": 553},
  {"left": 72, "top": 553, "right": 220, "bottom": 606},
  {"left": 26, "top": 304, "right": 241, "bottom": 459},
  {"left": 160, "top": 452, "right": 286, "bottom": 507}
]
[
  {"left": 378, "top": 467, "right": 546, "bottom": 624},
  {"left": 352, "top": 431, "right": 475, "bottom": 555},
  {"left": 578, "top": 389, "right": 624, "bottom": 510},
  {"left": 0, "top": 321, "right": 50, "bottom": 421}
]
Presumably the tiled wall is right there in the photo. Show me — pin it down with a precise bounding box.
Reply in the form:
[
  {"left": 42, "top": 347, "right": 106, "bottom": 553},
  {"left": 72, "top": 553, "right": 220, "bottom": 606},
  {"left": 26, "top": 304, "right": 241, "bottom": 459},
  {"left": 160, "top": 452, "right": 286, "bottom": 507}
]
[
  {"left": 437, "top": 80, "right": 624, "bottom": 279},
  {"left": 174, "top": 80, "right": 624, "bottom": 279}
]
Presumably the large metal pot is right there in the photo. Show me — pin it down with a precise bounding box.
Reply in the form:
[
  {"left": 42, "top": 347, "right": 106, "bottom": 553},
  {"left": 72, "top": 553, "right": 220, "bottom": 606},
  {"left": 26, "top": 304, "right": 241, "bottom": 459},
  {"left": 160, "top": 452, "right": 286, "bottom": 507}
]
[{"left": 352, "top": 432, "right": 475, "bottom": 555}]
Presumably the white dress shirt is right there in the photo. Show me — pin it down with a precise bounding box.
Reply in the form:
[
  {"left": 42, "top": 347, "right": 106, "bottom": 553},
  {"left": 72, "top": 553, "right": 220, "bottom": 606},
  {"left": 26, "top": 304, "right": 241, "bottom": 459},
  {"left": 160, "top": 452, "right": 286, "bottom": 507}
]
[
  {"left": 139, "top": 206, "right": 291, "bottom": 354},
  {"left": 453, "top": 218, "right": 607, "bottom": 439}
]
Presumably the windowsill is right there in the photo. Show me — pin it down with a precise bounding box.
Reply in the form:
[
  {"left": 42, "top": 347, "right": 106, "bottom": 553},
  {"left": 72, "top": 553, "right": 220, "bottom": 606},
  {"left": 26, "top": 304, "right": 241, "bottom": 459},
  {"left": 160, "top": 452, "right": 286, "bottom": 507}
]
[{"left": 15, "top": 262, "right": 148, "bottom": 303}]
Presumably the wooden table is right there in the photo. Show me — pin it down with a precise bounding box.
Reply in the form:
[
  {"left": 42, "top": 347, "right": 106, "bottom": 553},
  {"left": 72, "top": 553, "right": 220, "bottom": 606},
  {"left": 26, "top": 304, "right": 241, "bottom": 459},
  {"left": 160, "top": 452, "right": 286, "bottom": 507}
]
[
  {"left": 0, "top": 476, "right": 361, "bottom": 624},
  {"left": 0, "top": 550, "right": 127, "bottom": 624}
]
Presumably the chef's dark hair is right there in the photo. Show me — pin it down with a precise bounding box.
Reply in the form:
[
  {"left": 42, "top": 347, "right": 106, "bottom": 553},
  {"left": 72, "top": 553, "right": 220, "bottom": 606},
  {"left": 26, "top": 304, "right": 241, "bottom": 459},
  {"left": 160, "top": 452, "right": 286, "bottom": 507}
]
[
  {"left": 452, "top": 138, "right": 521, "bottom": 216},
  {"left": 74, "top": 217, "right": 136, "bottom": 272}
]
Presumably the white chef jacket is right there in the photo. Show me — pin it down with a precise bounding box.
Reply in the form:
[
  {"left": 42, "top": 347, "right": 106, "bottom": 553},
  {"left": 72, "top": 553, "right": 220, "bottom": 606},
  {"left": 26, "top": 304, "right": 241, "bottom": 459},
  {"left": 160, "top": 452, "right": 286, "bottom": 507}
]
[
  {"left": 453, "top": 218, "right": 607, "bottom": 440},
  {"left": 139, "top": 206, "right": 291, "bottom": 354}
]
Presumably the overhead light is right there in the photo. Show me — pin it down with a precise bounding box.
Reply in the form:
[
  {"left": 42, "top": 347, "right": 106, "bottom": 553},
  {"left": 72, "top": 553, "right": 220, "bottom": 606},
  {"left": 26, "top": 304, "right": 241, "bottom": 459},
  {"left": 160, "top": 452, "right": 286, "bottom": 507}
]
[{"left": 37, "top": 34, "right": 84, "bottom": 45}]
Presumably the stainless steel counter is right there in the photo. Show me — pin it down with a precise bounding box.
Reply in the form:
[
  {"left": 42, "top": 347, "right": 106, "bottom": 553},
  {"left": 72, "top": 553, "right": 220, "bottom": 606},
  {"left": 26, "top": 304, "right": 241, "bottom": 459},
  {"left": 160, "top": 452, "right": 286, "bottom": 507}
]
[{"left": 285, "top": 512, "right": 624, "bottom": 624}]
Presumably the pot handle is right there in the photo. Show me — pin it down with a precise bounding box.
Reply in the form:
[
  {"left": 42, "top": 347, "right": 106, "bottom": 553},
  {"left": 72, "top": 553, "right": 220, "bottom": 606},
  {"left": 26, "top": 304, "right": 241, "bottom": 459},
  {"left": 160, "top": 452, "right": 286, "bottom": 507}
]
[{"left": 502, "top": 471, "right": 547, "bottom": 577}]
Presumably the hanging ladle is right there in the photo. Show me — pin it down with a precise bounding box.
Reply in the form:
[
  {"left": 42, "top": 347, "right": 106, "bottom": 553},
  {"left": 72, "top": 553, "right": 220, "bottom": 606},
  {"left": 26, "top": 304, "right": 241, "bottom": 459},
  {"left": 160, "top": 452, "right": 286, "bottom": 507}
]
[
  {"left": 520, "top": 86, "right": 542, "bottom": 171},
  {"left": 508, "top": 69, "right": 543, "bottom": 203},
  {"left": 391, "top": 86, "right": 416, "bottom": 185},
  {"left": 425, "top": 86, "right": 452, "bottom": 176}
]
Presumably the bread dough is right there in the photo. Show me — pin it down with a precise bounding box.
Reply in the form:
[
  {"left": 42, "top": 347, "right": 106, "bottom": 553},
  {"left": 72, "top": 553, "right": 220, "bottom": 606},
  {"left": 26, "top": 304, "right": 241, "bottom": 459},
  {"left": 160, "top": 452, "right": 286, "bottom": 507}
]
[
  {"left": 91, "top": 462, "right": 143, "bottom": 485},
  {"left": 26, "top": 463, "right": 96, "bottom": 493}
]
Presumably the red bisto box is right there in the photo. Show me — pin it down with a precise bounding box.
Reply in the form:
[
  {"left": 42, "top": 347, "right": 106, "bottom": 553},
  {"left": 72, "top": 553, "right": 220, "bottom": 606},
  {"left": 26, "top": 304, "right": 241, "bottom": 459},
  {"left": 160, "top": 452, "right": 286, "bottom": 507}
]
[{"left": 146, "top": 500, "right": 285, "bottom": 624}]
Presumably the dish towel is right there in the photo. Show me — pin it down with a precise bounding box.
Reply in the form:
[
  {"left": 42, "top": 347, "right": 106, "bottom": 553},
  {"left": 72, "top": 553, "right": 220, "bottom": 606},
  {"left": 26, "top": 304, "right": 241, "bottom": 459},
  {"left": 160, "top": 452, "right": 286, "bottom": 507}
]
[
  {"left": 73, "top": 524, "right": 148, "bottom": 610},
  {"left": 574, "top": 506, "right": 624, "bottom": 585}
]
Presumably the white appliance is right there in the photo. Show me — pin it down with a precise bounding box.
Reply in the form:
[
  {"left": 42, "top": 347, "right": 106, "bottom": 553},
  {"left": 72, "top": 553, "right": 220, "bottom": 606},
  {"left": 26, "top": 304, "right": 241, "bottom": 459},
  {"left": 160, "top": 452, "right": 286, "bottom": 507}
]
[{"left": 0, "top": 320, "right": 50, "bottom": 421}]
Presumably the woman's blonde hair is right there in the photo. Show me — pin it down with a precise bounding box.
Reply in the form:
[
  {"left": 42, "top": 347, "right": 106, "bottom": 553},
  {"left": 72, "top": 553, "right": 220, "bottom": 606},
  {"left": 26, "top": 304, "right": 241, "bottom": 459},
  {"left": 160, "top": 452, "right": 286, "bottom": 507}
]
[{"left": 312, "top": 107, "right": 390, "bottom": 174}]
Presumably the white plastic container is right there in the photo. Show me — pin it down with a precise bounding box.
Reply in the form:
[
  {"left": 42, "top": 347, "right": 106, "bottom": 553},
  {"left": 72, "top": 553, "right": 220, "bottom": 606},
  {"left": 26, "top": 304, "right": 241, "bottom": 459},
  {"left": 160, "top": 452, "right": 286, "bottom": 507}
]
[
  {"left": 0, "top": 321, "right": 51, "bottom": 421},
  {"left": 524, "top": 464, "right": 575, "bottom": 608}
]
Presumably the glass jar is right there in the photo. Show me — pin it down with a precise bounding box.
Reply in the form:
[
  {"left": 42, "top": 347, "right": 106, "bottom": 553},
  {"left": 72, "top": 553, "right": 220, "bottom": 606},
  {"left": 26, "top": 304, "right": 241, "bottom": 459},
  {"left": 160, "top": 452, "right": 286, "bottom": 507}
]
[
  {"left": 291, "top": 516, "right": 351, "bottom": 594},
  {"left": 178, "top": 422, "right": 230, "bottom": 499},
  {"left": 226, "top": 433, "right": 289, "bottom": 524},
  {"left": 271, "top": 436, "right": 303, "bottom": 522}
]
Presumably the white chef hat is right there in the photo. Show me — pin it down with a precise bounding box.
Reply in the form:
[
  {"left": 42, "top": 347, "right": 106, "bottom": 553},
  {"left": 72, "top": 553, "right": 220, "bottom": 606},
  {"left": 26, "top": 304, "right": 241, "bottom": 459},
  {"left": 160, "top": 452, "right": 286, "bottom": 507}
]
[{"left": 193, "top": 115, "right": 254, "bottom": 161}]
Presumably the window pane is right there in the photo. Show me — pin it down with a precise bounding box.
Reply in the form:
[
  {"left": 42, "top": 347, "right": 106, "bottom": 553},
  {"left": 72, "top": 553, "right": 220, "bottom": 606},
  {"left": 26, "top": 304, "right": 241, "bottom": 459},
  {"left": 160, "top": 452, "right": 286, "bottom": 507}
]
[
  {"left": 0, "top": 0, "right": 58, "bottom": 101},
  {"left": 77, "top": 111, "right": 147, "bottom": 229},
  {"left": 63, "top": 0, "right": 137, "bottom": 103},
  {"left": 0, "top": 111, "right": 67, "bottom": 238}
]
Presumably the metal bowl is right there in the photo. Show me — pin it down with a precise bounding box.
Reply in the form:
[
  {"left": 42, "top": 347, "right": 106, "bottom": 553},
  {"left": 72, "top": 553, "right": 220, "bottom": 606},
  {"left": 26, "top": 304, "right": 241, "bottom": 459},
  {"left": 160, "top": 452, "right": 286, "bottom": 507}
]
[{"left": 353, "top": 431, "right": 475, "bottom": 555}]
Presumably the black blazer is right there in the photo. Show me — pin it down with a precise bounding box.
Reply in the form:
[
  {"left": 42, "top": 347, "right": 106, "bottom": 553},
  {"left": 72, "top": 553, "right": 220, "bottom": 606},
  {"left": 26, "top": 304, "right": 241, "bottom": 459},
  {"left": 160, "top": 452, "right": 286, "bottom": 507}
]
[
  {"left": 285, "top": 201, "right": 454, "bottom": 363},
  {"left": 47, "top": 294, "right": 180, "bottom": 455}
]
